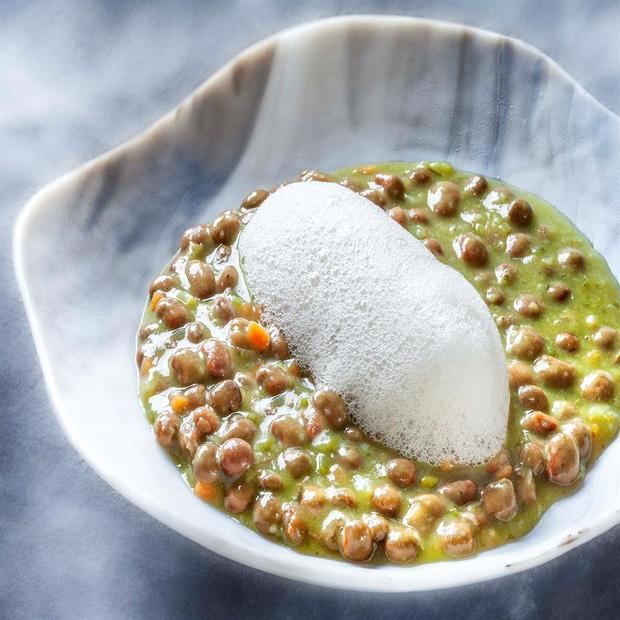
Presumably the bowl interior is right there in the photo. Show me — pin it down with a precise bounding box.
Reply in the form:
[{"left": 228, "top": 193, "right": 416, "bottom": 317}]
[{"left": 14, "top": 16, "right": 620, "bottom": 592}]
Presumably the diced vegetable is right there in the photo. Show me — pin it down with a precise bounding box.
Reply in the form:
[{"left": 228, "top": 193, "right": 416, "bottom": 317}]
[{"left": 247, "top": 321, "right": 270, "bottom": 351}]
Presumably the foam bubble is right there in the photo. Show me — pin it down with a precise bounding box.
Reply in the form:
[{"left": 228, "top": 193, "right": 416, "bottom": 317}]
[{"left": 239, "top": 181, "right": 509, "bottom": 465}]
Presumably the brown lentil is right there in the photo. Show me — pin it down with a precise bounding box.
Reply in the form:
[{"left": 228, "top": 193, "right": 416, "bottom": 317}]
[
  {"left": 269, "top": 327, "right": 289, "bottom": 359},
  {"left": 594, "top": 326, "right": 617, "bottom": 349},
  {"left": 454, "top": 233, "right": 488, "bottom": 267},
  {"left": 258, "top": 470, "right": 284, "bottom": 491},
  {"left": 222, "top": 415, "right": 257, "bottom": 442},
  {"left": 224, "top": 483, "right": 255, "bottom": 513},
  {"left": 581, "top": 370, "right": 615, "bottom": 401},
  {"left": 495, "top": 262, "right": 517, "bottom": 285},
  {"left": 283, "top": 448, "right": 313, "bottom": 478},
  {"left": 409, "top": 208, "right": 429, "bottom": 224},
  {"left": 169, "top": 349, "right": 205, "bottom": 385},
  {"left": 507, "top": 198, "right": 533, "bottom": 227},
  {"left": 186, "top": 261, "right": 216, "bottom": 298},
  {"left": 438, "top": 519, "right": 475, "bottom": 557},
  {"left": 253, "top": 492, "right": 282, "bottom": 535},
  {"left": 464, "top": 175, "right": 488, "bottom": 195},
  {"left": 338, "top": 446, "right": 363, "bottom": 470},
  {"left": 386, "top": 458, "right": 416, "bottom": 487},
  {"left": 423, "top": 238, "right": 443, "bottom": 257},
  {"left": 217, "top": 266, "right": 239, "bottom": 292},
  {"left": 340, "top": 521, "right": 373, "bottom": 562},
  {"left": 427, "top": 181, "right": 460, "bottom": 217},
  {"left": 410, "top": 165, "right": 432, "bottom": 185},
  {"left": 192, "top": 405, "right": 220, "bottom": 435},
  {"left": 343, "top": 426, "right": 365, "bottom": 442},
  {"left": 212, "top": 295, "right": 235, "bottom": 323},
  {"left": 360, "top": 188, "right": 387, "bottom": 207},
  {"left": 518, "top": 385, "right": 549, "bottom": 412},
  {"left": 384, "top": 527, "right": 419, "bottom": 563},
  {"left": 270, "top": 416, "right": 307, "bottom": 447},
  {"left": 192, "top": 442, "right": 219, "bottom": 483},
  {"left": 218, "top": 438, "right": 254, "bottom": 478},
  {"left": 212, "top": 212, "right": 241, "bottom": 245},
  {"left": 514, "top": 466, "right": 537, "bottom": 505},
  {"left": 257, "top": 364, "right": 291, "bottom": 395},
  {"left": 388, "top": 206, "right": 408, "bottom": 226},
  {"left": 300, "top": 485, "right": 327, "bottom": 511},
  {"left": 312, "top": 390, "right": 348, "bottom": 430},
  {"left": 438, "top": 480, "right": 479, "bottom": 505},
  {"left": 153, "top": 412, "right": 179, "bottom": 449},
  {"left": 371, "top": 485, "right": 402, "bottom": 516},
  {"left": 241, "top": 189, "right": 269, "bottom": 210},
  {"left": 519, "top": 442, "right": 545, "bottom": 476},
  {"left": 545, "top": 433, "right": 580, "bottom": 486},
  {"left": 186, "top": 321, "right": 208, "bottom": 344},
  {"left": 485, "top": 287, "right": 505, "bottom": 305},
  {"left": 506, "top": 233, "right": 531, "bottom": 258},
  {"left": 375, "top": 173, "right": 405, "bottom": 199},
  {"left": 514, "top": 293, "right": 545, "bottom": 318},
  {"left": 558, "top": 248, "right": 586, "bottom": 271},
  {"left": 555, "top": 332, "right": 579, "bottom": 352},
  {"left": 180, "top": 224, "right": 211, "bottom": 250},
  {"left": 282, "top": 503, "right": 307, "bottom": 546},
  {"left": 485, "top": 448, "right": 514, "bottom": 480},
  {"left": 208, "top": 380, "right": 242, "bottom": 416},
  {"left": 201, "top": 339, "right": 233, "bottom": 379},
  {"left": 149, "top": 275, "right": 175, "bottom": 296},
  {"left": 506, "top": 325, "right": 544, "bottom": 360},
  {"left": 547, "top": 282, "right": 571, "bottom": 302},
  {"left": 482, "top": 479, "right": 517, "bottom": 521},
  {"left": 508, "top": 361, "right": 534, "bottom": 390},
  {"left": 533, "top": 355, "right": 576, "bottom": 388},
  {"left": 363, "top": 513, "right": 389, "bottom": 542},
  {"left": 156, "top": 297, "right": 190, "bottom": 328},
  {"left": 326, "top": 487, "right": 357, "bottom": 508},
  {"left": 184, "top": 384, "right": 207, "bottom": 409},
  {"left": 403, "top": 494, "right": 446, "bottom": 535},
  {"left": 563, "top": 419, "right": 593, "bottom": 460},
  {"left": 321, "top": 513, "right": 345, "bottom": 550}
]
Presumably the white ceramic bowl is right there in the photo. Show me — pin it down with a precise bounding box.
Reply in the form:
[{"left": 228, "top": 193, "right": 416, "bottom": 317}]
[{"left": 13, "top": 16, "right": 620, "bottom": 592}]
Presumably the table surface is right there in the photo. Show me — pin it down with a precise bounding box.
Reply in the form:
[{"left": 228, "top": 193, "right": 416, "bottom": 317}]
[{"left": 2, "top": 1, "right": 619, "bottom": 618}]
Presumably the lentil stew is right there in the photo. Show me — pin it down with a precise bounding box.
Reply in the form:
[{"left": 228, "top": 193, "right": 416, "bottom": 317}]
[{"left": 136, "top": 162, "right": 620, "bottom": 565}]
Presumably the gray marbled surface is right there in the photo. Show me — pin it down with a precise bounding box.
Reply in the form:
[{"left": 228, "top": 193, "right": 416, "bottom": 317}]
[{"left": 2, "top": 1, "right": 619, "bottom": 618}]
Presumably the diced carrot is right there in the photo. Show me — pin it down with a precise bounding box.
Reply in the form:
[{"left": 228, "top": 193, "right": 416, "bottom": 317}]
[
  {"left": 247, "top": 321, "right": 270, "bottom": 351},
  {"left": 150, "top": 291, "right": 164, "bottom": 311},
  {"left": 194, "top": 480, "right": 219, "bottom": 502},
  {"left": 140, "top": 357, "right": 154, "bottom": 376},
  {"left": 170, "top": 394, "right": 189, "bottom": 414}
]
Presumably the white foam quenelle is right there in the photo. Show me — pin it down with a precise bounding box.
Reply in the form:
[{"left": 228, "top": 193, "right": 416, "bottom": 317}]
[{"left": 239, "top": 181, "right": 509, "bottom": 465}]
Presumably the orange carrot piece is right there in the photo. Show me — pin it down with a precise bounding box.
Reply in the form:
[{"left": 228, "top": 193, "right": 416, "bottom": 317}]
[
  {"left": 194, "top": 480, "right": 219, "bottom": 502},
  {"left": 150, "top": 291, "right": 164, "bottom": 311},
  {"left": 170, "top": 394, "right": 189, "bottom": 414},
  {"left": 247, "top": 321, "right": 270, "bottom": 351},
  {"left": 140, "top": 357, "right": 154, "bottom": 376}
]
